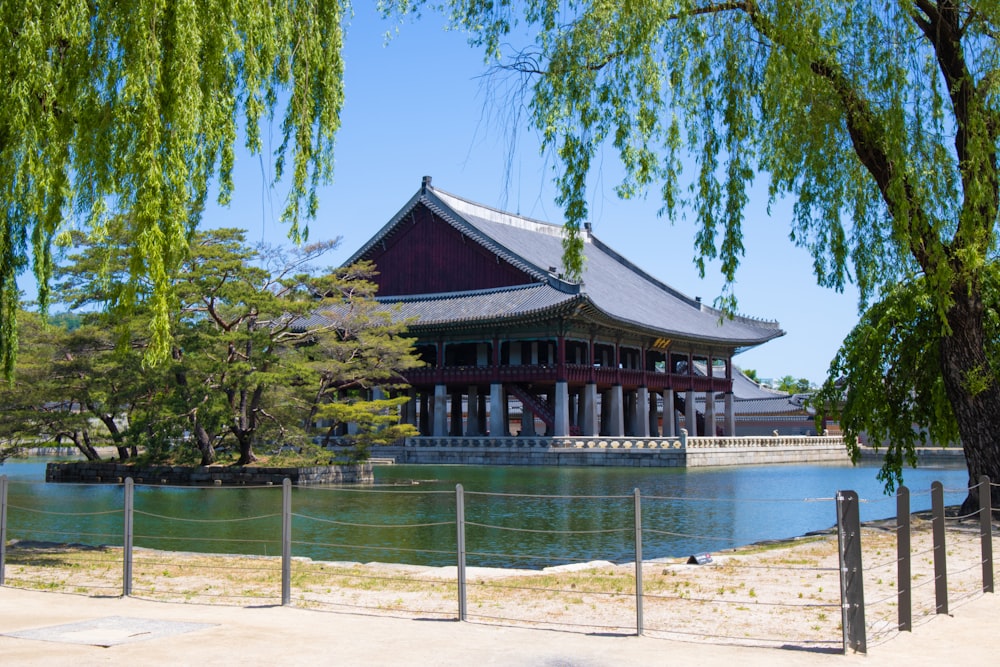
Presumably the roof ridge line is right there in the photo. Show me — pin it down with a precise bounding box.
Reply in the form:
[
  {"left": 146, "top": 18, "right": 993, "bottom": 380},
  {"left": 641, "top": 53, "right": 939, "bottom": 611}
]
[{"left": 429, "top": 185, "right": 567, "bottom": 234}]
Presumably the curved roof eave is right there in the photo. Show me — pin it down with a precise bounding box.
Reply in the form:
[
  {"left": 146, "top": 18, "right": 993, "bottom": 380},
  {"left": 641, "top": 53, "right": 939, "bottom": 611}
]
[{"left": 571, "top": 300, "right": 785, "bottom": 349}]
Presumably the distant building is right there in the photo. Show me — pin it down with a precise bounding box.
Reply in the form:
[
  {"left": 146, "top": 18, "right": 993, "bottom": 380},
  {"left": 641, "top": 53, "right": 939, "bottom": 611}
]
[
  {"left": 338, "top": 177, "right": 785, "bottom": 438},
  {"left": 694, "top": 364, "right": 822, "bottom": 436}
]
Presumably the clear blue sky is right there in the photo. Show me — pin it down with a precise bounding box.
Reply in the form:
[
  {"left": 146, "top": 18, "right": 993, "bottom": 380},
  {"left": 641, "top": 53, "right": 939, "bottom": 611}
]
[{"left": 204, "top": 7, "right": 861, "bottom": 386}]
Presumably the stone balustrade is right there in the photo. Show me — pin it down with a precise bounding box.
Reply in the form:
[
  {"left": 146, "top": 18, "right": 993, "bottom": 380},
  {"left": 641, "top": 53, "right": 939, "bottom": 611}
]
[{"left": 379, "top": 434, "right": 851, "bottom": 467}]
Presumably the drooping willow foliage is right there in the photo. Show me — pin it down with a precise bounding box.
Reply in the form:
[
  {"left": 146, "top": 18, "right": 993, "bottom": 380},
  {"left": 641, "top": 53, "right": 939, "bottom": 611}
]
[
  {"left": 383, "top": 1, "right": 1000, "bottom": 493},
  {"left": 1, "top": 0, "right": 348, "bottom": 374}
]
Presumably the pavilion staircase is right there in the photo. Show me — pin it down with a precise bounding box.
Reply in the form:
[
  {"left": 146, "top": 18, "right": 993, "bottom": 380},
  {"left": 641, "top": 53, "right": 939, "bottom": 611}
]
[{"left": 508, "top": 384, "right": 582, "bottom": 436}]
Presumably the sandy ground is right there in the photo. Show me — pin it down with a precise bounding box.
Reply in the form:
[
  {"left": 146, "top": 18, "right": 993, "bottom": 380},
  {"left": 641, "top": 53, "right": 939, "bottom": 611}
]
[{"left": 2, "top": 515, "right": 996, "bottom": 658}]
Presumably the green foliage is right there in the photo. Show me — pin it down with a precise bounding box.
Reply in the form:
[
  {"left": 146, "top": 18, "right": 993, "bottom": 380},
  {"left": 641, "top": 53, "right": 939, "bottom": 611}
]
[
  {"left": 383, "top": 0, "right": 1000, "bottom": 493},
  {"left": 0, "top": 0, "right": 348, "bottom": 376},
  {"left": 388, "top": 1, "right": 998, "bottom": 307},
  {"left": 775, "top": 376, "right": 813, "bottom": 395},
  {"left": 813, "top": 277, "right": 965, "bottom": 491},
  {"left": 2, "top": 228, "right": 421, "bottom": 466}
]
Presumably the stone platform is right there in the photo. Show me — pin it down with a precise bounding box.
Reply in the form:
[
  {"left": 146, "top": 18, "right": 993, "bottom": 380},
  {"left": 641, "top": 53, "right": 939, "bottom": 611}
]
[
  {"left": 45, "top": 462, "right": 373, "bottom": 485},
  {"left": 368, "top": 434, "right": 851, "bottom": 467}
]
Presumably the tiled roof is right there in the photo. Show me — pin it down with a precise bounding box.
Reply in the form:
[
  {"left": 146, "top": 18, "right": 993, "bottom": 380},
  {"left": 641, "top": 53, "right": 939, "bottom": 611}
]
[
  {"left": 698, "top": 393, "right": 815, "bottom": 416},
  {"left": 382, "top": 283, "right": 580, "bottom": 326},
  {"left": 345, "top": 180, "right": 784, "bottom": 347},
  {"left": 688, "top": 363, "right": 813, "bottom": 415}
]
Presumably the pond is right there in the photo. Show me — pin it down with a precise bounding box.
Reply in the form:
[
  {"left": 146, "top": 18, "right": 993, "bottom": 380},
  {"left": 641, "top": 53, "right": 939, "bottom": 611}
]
[{"left": 0, "top": 458, "right": 970, "bottom": 568}]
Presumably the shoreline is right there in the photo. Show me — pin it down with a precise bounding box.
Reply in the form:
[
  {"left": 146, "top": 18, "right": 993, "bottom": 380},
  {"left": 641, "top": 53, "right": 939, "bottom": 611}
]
[{"left": 3, "top": 514, "right": 993, "bottom": 652}]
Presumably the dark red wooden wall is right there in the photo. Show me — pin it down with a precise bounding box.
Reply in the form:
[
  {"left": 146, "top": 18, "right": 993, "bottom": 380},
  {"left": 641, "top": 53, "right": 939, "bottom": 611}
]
[{"left": 360, "top": 205, "right": 535, "bottom": 296}]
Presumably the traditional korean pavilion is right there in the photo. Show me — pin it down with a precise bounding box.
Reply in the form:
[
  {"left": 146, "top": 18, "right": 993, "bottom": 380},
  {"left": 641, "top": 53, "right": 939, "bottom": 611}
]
[{"left": 342, "top": 176, "right": 784, "bottom": 440}]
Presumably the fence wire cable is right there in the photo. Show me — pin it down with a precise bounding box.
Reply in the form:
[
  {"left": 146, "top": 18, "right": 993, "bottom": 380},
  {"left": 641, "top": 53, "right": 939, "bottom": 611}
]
[
  {"left": 136, "top": 558, "right": 281, "bottom": 574},
  {"left": 866, "top": 555, "right": 902, "bottom": 572},
  {"left": 295, "top": 597, "right": 454, "bottom": 617},
  {"left": 641, "top": 590, "right": 839, "bottom": 609},
  {"left": 467, "top": 490, "right": 631, "bottom": 500},
  {"left": 291, "top": 538, "right": 455, "bottom": 558},
  {"left": 12, "top": 527, "right": 120, "bottom": 541},
  {"left": 643, "top": 494, "right": 841, "bottom": 504},
  {"left": 865, "top": 590, "right": 902, "bottom": 607},
  {"left": 292, "top": 512, "right": 453, "bottom": 529},
  {"left": 134, "top": 510, "right": 280, "bottom": 523},
  {"left": 466, "top": 611, "right": 634, "bottom": 633},
  {"left": 947, "top": 509, "right": 981, "bottom": 521},
  {"left": 134, "top": 533, "right": 277, "bottom": 546},
  {"left": 294, "top": 566, "right": 456, "bottom": 588},
  {"left": 299, "top": 486, "right": 454, "bottom": 496},
  {"left": 8, "top": 504, "right": 121, "bottom": 517},
  {"left": 465, "top": 521, "right": 628, "bottom": 535},
  {"left": 465, "top": 549, "right": 595, "bottom": 565},
  {"left": 643, "top": 527, "right": 741, "bottom": 543}
]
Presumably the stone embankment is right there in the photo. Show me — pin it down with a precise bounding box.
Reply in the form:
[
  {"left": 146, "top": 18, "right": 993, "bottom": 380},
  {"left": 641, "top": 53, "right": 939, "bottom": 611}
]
[
  {"left": 370, "top": 434, "right": 852, "bottom": 467},
  {"left": 45, "top": 462, "right": 373, "bottom": 486}
]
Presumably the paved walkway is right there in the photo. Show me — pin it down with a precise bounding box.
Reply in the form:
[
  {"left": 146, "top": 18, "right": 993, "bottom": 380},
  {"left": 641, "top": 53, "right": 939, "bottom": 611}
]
[{"left": 1, "top": 586, "right": 998, "bottom": 665}]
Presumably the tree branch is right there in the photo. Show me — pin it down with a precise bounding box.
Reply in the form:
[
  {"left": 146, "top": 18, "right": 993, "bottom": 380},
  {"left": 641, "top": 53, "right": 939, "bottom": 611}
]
[{"left": 910, "top": 0, "right": 999, "bottom": 257}]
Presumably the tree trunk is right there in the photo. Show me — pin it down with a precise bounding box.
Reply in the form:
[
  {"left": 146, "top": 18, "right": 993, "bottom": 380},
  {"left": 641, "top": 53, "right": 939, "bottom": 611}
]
[
  {"left": 95, "top": 412, "right": 129, "bottom": 461},
  {"left": 939, "top": 289, "right": 1000, "bottom": 514},
  {"left": 65, "top": 430, "right": 101, "bottom": 461},
  {"left": 191, "top": 422, "right": 216, "bottom": 466},
  {"left": 235, "top": 432, "right": 256, "bottom": 465}
]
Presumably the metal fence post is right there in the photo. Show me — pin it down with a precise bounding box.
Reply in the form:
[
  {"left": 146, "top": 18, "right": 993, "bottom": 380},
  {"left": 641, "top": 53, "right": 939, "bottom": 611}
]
[
  {"left": 836, "top": 490, "right": 866, "bottom": 654},
  {"left": 456, "top": 484, "right": 467, "bottom": 622},
  {"left": 282, "top": 478, "right": 292, "bottom": 606},
  {"left": 634, "top": 488, "right": 643, "bottom": 636},
  {"left": 980, "top": 476, "right": 993, "bottom": 594},
  {"left": 0, "top": 475, "right": 7, "bottom": 586},
  {"left": 123, "top": 478, "right": 133, "bottom": 597},
  {"left": 932, "top": 480, "right": 948, "bottom": 615},
  {"left": 897, "top": 485, "right": 911, "bottom": 632}
]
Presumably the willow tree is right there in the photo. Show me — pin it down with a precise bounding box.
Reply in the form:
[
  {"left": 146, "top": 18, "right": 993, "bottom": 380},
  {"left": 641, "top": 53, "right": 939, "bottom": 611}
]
[
  {"left": 1, "top": 0, "right": 346, "bottom": 375},
  {"left": 392, "top": 1, "right": 1000, "bottom": 503}
]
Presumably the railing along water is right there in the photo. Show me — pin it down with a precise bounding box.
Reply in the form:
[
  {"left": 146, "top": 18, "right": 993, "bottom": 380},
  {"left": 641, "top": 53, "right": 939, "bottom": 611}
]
[{"left": 0, "top": 474, "right": 995, "bottom": 654}]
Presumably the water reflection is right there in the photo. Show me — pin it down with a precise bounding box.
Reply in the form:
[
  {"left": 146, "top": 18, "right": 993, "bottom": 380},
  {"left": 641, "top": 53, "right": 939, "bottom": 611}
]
[{"left": 1, "top": 460, "right": 968, "bottom": 568}]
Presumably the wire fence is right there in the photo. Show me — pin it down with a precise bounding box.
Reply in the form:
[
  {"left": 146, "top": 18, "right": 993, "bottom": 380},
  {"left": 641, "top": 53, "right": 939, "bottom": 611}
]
[{"left": 0, "top": 474, "right": 995, "bottom": 654}]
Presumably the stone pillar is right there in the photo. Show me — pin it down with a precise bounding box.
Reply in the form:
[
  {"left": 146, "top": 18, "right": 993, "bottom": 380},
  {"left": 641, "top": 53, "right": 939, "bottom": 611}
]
[
  {"left": 466, "top": 385, "right": 480, "bottom": 436},
  {"left": 582, "top": 382, "right": 599, "bottom": 436},
  {"left": 662, "top": 389, "right": 676, "bottom": 437},
  {"left": 704, "top": 391, "right": 716, "bottom": 437},
  {"left": 450, "top": 391, "right": 463, "bottom": 436},
  {"left": 724, "top": 391, "right": 736, "bottom": 437},
  {"left": 599, "top": 389, "right": 610, "bottom": 435},
  {"left": 433, "top": 384, "right": 448, "bottom": 436},
  {"left": 608, "top": 385, "right": 624, "bottom": 437},
  {"left": 403, "top": 388, "right": 417, "bottom": 426},
  {"left": 685, "top": 389, "right": 697, "bottom": 436},
  {"left": 419, "top": 391, "right": 430, "bottom": 435},
  {"left": 568, "top": 389, "right": 579, "bottom": 430},
  {"left": 636, "top": 387, "right": 650, "bottom": 437},
  {"left": 478, "top": 391, "right": 488, "bottom": 435},
  {"left": 648, "top": 391, "right": 659, "bottom": 436},
  {"left": 520, "top": 405, "right": 536, "bottom": 436},
  {"left": 624, "top": 390, "right": 636, "bottom": 436},
  {"left": 553, "top": 380, "right": 569, "bottom": 436},
  {"left": 489, "top": 383, "right": 506, "bottom": 436}
]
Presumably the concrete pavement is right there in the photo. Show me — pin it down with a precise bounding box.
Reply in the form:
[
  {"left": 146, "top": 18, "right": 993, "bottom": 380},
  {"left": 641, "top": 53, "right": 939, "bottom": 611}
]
[{"left": 1, "top": 586, "right": 998, "bottom": 665}]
